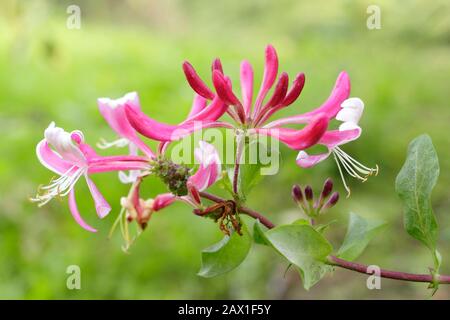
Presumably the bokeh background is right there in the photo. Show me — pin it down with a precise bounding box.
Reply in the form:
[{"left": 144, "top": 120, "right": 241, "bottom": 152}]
[{"left": 1, "top": 0, "right": 449, "bottom": 299}]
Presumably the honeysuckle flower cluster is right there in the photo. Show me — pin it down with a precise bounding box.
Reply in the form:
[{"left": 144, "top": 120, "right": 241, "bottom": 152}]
[{"left": 32, "top": 44, "right": 377, "bottom": 239}]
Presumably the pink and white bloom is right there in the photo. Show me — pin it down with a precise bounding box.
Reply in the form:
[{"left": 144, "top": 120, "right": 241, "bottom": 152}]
[
  {"left": 32, "top": 122, "right": 151, "bottom": 232},
  {"left": 181, "top": 45, "right": 377, "bottom": 193},
  {"left": 117, "top": 140, "right": 221, "bottom": 237},
  {"left": 296, "top": 98, "right": 378, "bottom": 196},
  {"left": 182, "top": 45, "right": 351, "bottom": 152},
  {"left": 97, "top": 92, "right": 158, "bottom": 184},
  {"left": 97, "top": 91, "right": 156, "bottom": 158}
]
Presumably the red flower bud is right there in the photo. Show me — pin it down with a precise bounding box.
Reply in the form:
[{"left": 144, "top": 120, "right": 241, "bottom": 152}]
[
  {"left": 324, "top": 192, "right": 339, "bottom": 209},
  {"left": 321, "top": 178, "right": 333, "bottom": 199},
  {"left": 182, "top": 61, "right": 215, "bottom": 100},
  {"left": 304, "top": 185, "right": 313, "bottom": 201},
  {"left": 291, "top": 184, "right": 303, "bottom": 203}
]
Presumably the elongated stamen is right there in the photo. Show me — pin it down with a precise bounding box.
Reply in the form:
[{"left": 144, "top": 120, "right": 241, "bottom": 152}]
[
  {"left": 97, "top": 138, "right": 129, "bottom": 149},
  {"left": 334, "top": 147, "right": 378, "bottom": 176},
  {"left": 31, "top": 166, "right": 86, "bottom": 206},
  {"left": 332, "top": 147, "right": 378, "bottom": 198},
  {"left": 333, "top": 153, "right": 351, "bottom": 198}
]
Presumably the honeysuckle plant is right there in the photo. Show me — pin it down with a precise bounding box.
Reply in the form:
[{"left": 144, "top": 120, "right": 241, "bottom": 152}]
[{"left": 32, "top": 45, "right": 449, "bottom": 294}]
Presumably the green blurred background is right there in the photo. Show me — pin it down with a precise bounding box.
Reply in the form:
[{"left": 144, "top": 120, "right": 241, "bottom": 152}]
[{"left": 1, "top": 0, "right": 449, "bottom": 299}]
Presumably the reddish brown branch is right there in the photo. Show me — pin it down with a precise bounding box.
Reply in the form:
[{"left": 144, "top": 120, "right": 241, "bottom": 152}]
[{"left": 198, "top": 191, "right": 450, "bottom": 285}]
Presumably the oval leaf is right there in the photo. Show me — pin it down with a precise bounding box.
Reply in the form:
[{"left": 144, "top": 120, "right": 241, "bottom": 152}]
[
  {"left": 265, "top": 224, "right": 333, "bottom": 289},
  {"left": 337, "top": 212, "right": 386, "bottom": 261},
  {"left": 395, "top": 134, "right": 439, "bottom": 252},
  {"left": 197, "top": 223, "right": 251, "bottom": 278}
]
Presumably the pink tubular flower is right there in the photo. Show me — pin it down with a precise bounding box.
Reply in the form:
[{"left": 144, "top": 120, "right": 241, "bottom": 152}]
[
  {"left": 182, "top": 45, "right": 377, "bottom": 193},
  {"left": 181, "top": 45, "right": 350, "bottom": 152},
  {"left": 97, "top": 92, "right": 156, "bottom": 158},
  {"left": 122, "top": 90, "right": 233, "bottom": 142},
  {"left": 296, "top": 98, "right": 378, "bottom": 196},
  {"left": 32, "top": 122, "right": 151, "bottom": 232},
  {"left": 97, "top": 92, "right": 157, "bottom": 184}
]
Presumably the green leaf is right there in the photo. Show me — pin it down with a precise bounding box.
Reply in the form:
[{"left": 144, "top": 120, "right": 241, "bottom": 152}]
[
  {"left": 197, "top": 223, "right": 252, "bottom": 278},
  {"left": 238, "top": 139, "right": 280, "bottom": 198},
  {"left": 265, "top": 224, "right": 333, "bottom": 290},
  {"left": 292, "top": 219, "right": 310, "bottom": 226},
  {"left": 253, "top": 220, "right": 270, "bottom": 246},
  {"left": 337, "top": 212, "right": 386, "bottom": 261},
  {"left": 395, "top": 134, "right": 440, "bottom": 255}
]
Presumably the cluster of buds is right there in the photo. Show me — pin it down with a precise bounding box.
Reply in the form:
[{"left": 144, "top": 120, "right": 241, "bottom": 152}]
[
  {"left": 291, "top": 178, "right": 339, "bottom": 218},
  {"left": 151, "top": 158, "right": 192, "bottom": 196}
]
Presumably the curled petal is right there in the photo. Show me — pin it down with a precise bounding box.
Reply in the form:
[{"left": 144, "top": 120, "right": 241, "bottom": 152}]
[
  {"left": 240, "top": 60, "right": 254, "bottom": 117},
  {"left": 152, "top": 193, "right": 176, "bottom": 211},
  {"left": 68, "top": 188, "right": 97, "bottom": 233},
  {"left": 189, "top": 141, "right": 222, "bottom": 191},
  {"left": 296, "top": 128, "right": 361, "bottom": 168},
  {"left": 263, "top": 71, "right": 350, "bottom": 128},
  {"left": 44, "top": 122, "right": 87, "bottom": 165},
  {"left": 336, "top": 97, "right": 364, "bottom": 124},
  {"left": 36, "top": 140, "right": 74, "bottom": 175},
  {"left": 182, "top": 61, "right": 215, "bottom": 100},
  {"left": 296, "top": 150, "right": 331, "bottom": 168},
  {"left": 253, "top": 45, "right": 279, "bottom": 116},
  {"left": 97, "top": 92, "right": 155, "bottom": 158},
  {"left": 253, "top": 114, "right": 329, "bottom": 150}
]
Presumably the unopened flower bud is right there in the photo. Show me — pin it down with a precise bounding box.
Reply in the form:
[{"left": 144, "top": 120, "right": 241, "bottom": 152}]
[
  {"left": 321, "top": 178, "right": 333, "bottom": 199},
  {"left": 291, "top": 184, "right": 303, "bottom": 203},
  {"left": 182, "top": 61, "right": 215, "bottom": 100},
  {"left": 324, "top": 192, "right": 339, "bottom": 209},
  {"left": 304, "top": 185, "right": 313, "bottom": 201},
  {"left": 212, "top": 58, "right": 223, "bottom": 73}
]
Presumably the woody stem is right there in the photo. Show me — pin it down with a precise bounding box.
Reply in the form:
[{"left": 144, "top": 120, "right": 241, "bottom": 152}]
[{"left": 198, "top": 191, "right": 450, "bottom": 285}]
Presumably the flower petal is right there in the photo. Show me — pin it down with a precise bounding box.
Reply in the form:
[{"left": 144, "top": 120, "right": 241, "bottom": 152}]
[
  {"left": 98, "top": 92, "right": 155, "bottom": 158},
  {"left": 295, "top": 128, "right": 361, "bottom": 168},
  {"left": 84, "top": 175, "right": 111, "bottom": 218},
  {"left": 125, "top": 105, "right": 233, "bottom": 141},
  {"left": 186, "top": 94, "right": 208, "bottom": 119},
  {"left": 263, "top": 71, "right": 350, "bottom": 128},
  {"left": 44, "top": 122, "right": 87, "bottom": 165},
  {"left": 184, "top": 95, "right": 228, "bottom": 123},
  {"left": 36, "top": 140, "right": 74, "bottom": 175},
  {"left": 253, "top": 45, "right": 279, "bottom": 117},
  {"left": 253, "top": 114, "right": 329, "bottom": 150},
  {"left": 68, "top": 188, "right": 97, "bottom": 233},
  {"left": 182, "top": 61, "right": 215, "bottom": 100},
  {"left": 296, "top": 150, "right": 331, "bottom": 168},
  {"left": 240, "top": 60, "right": 254, "bottom": 117},
  {"left": 189, "top": 141, "right": 222, "bottom": 191}
]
